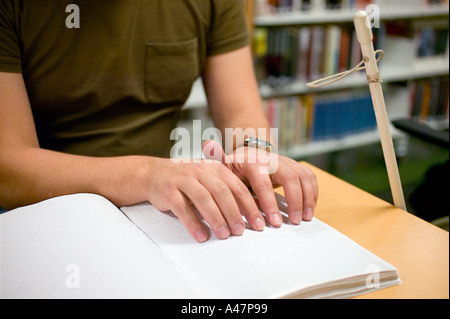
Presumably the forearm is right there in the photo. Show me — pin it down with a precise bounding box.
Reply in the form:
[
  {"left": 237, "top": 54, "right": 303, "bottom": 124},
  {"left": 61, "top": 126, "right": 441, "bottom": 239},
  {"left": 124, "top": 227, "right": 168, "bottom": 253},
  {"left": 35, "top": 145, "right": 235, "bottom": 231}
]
[
  {"left": 0, "top": 147, "right": 150, "bottom": 209},
  {"left": 216, "top": 107, "right": 276, "bottom": 154},
  {"left": 203, "top": 46, "right": 275, "bottom": 153}
]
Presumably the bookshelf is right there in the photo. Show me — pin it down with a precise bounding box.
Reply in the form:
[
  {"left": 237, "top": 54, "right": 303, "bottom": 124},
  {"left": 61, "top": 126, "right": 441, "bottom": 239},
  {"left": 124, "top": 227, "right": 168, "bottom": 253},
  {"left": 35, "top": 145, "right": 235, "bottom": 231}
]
[
  {"left": 185, "top": 60, "right": 449, "bottom": 108},
  {"left": 253, "top": 5, "right": 449, "bottom": 27},
  {"left": 182, "top": 0, "right": 449, "bottom": 160}
]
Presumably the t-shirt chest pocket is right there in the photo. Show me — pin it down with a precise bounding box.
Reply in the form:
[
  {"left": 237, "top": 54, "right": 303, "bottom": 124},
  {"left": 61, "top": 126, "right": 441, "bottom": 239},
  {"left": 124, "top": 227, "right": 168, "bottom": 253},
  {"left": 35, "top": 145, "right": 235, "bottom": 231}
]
[{"left": 145, "top": 38, "right": 200, "bottom": 104}]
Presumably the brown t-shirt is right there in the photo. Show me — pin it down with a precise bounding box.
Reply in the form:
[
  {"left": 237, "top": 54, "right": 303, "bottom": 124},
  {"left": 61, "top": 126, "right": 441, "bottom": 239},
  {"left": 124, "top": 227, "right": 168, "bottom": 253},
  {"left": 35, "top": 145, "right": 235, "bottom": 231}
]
[{"left": 0, "top": 0, "right": 248, "bottom": 157}]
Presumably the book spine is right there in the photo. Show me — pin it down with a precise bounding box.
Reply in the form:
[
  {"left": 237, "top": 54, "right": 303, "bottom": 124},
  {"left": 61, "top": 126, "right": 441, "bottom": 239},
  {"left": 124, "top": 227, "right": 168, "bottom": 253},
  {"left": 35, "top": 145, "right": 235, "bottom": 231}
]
[
  {"left": 262, "top": 90, "right": 378, "bottom": 149},
  {"left": 253, "top": 23, "right": 366, "bottom": 84},
  {"left": 408, "top": 76, "right": 450, "bottom": 124}
]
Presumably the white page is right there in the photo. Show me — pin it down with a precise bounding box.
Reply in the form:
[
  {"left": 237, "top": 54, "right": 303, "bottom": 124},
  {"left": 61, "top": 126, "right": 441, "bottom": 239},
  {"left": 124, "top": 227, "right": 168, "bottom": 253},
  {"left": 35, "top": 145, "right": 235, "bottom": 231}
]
[
  {"left": 1, "top": 193, "right": 200, "bottom": 299},
  {"left": 121, "top": 199, "right": 400, "bottom": 299}
]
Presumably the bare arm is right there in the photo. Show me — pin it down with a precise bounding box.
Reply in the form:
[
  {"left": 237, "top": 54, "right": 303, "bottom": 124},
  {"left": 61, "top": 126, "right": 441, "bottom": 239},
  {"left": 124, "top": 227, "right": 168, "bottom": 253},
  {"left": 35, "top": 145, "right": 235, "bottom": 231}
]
[
  {"left": 0, "top": 72, "right": 263, "bottom": 242},
  {"left": 202, "top": 46, "right": 274, "bottom": 152},
  {"left": 0, "top": 72, "right": 150, "bottom": 209}
]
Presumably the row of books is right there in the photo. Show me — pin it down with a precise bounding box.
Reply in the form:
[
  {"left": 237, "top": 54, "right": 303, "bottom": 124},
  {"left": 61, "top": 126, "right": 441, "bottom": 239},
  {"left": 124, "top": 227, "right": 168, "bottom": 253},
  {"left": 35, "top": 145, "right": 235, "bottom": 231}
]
[
  {"left": 414, "top": 23, "right": 449, "bottom": 59},
  {"left": 383, "top": 18, "right": 449, "bottom": 61},
  {"left": 253, "top": 24, "right": 380, "bottom": 84},
  {"left": 255, "top": 0, "right": 374, "bottom": 14},
  {"left": 254, "top": 0, "right": 448, "bottom": 15},
  {"left": 262, "top": 90, "right": 377, "bottom": 150},
  {"left": 253, "top": 19, "right": 449, "bottom": 85},
  {"left": 409, "top": 76, "right": 449, "bottom": 123}
]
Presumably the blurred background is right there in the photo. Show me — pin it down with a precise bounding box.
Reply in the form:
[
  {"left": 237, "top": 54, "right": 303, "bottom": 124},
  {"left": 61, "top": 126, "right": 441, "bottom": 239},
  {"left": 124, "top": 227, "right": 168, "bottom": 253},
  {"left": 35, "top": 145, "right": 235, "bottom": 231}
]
[{"left": 178, "top": 0, "right": 449, "bottom": 228}]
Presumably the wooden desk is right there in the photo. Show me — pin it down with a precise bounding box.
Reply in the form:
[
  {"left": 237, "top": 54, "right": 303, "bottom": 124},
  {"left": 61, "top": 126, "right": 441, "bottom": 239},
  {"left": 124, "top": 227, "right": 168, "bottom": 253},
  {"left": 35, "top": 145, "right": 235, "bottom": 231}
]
[{"left": 295, "top": 162, "right": 449, "bottom": 299}]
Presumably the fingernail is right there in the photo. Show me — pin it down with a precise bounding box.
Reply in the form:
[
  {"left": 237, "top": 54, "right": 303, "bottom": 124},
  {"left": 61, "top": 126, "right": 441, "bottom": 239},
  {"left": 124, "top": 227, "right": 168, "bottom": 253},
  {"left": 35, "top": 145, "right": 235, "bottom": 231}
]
[
  {"left": 218, "top": 225, "right": 231, "bottom": 239},
  {"left": 232, "top": 222, "right": 245, "bottom": 236},
  {"left": 272, "top": 213, "right": 282, "bottom": 226},
  {"left": 196, "top": 230, "right": 208, "bottom": 243},
  {"left": 255, "top": 217, "right": 265, "bottom": 231},
  {"left": 292, "top": 211, "right": 302, "bottom": 225},
  {"left": 304, "top": 208, "right": 314, "bottom": 221}
]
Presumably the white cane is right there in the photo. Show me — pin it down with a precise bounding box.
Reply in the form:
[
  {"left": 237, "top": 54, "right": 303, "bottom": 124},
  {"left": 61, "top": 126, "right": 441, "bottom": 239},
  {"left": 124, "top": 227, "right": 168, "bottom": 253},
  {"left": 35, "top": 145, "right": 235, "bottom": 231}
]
[{"left": 308, "top": 11, "right": 407, "bottom": 210}]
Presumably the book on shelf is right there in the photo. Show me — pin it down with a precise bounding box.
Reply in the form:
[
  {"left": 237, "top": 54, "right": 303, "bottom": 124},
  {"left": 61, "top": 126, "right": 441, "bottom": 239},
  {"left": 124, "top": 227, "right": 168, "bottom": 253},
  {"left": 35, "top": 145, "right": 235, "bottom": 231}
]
[
  {"left": 408, "top": 76, "right": 449, "bottom": 125},
  {"left": 1, "top": 193, "right": 401, "bottom": 298},
  {"left": 382, "top": 18, "right": 449, "bottom": 69},
  {"left": 425, "top": 0, "right": 449, "bottom": 6},
  {"left": 262, "top": 90, "right": 376, "bottom": 151},
  {"left": 414, "top": 19, "right": 449, "bottom": 61},
  {"left": 252, "top": 23, "right": 387, "bottom": 84}
]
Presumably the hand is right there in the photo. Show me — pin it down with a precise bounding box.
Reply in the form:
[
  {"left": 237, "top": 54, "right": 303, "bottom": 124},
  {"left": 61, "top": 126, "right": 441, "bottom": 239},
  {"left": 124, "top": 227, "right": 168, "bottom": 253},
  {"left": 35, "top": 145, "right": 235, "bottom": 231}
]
[
  {"left": 202, "top": 140, "right": 319, "bottom": 227},
  {"left": 144, "top": 157, "right": 266, "bottom": 243}
]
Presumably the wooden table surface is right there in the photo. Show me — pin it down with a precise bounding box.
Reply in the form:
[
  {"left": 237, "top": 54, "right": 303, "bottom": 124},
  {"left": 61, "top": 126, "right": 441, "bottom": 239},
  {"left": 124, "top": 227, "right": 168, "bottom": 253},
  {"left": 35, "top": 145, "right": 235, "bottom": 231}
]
[{"left": 283, "top": 162, "right": 449, "bottom": 299}]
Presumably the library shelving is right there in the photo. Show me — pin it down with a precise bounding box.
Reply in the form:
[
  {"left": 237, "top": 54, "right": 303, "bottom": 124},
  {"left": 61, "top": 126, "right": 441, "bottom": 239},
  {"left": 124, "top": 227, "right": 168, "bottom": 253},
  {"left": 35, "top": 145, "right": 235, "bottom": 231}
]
[
  {"left": 253, "top": 3, "right": 449, "bottom": 27},
  {"left": 181, "top": 0, "right": 449, "bottom": 160}
]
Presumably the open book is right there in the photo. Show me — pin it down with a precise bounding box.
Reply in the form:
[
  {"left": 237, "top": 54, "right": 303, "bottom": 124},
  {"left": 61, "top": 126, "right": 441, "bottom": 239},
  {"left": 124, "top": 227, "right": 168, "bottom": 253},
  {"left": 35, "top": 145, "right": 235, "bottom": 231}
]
[{"left": 1, "top": 193, "right": 400, "bottom": 299}]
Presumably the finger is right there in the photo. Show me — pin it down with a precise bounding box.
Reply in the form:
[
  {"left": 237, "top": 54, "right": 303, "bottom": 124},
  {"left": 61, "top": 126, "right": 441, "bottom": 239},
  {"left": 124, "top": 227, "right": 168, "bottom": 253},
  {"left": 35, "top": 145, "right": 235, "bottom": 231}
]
[
  {"left": 202, "top": 140, "right": 232, "bottom": 170},
  {"left": 180, "top": 180, "right": 231, "bottom": 240},
  {"left": 218, "top": 168, "right": 266, "bottom": 232},
  {"left": 203, "top": 142, "right": 265, "bottom": 232},
  {"left": 289, "top": 162, "right": 319, "bottom": 221},
  {"left": 290, "top": 160, "right": 319, "bottom": 205},
  {"left": 169, "top": 192, "right": 209, "bottom": 243},
  {"left": 271, "top": 164, "right": 303, "bottom": 225},
  {"left": 198, "top": 170, "right": 246, "bottom": 236},
  {"left": 244, "top": 163, "right": 282, "bottom": 227}
]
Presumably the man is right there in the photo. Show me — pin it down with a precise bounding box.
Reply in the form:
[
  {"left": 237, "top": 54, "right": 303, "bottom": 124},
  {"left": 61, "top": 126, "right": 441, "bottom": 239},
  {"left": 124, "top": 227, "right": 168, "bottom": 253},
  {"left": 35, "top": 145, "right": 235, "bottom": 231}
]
[{"left": 0, "top": 0, "right": 318, "bottom": 242}]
